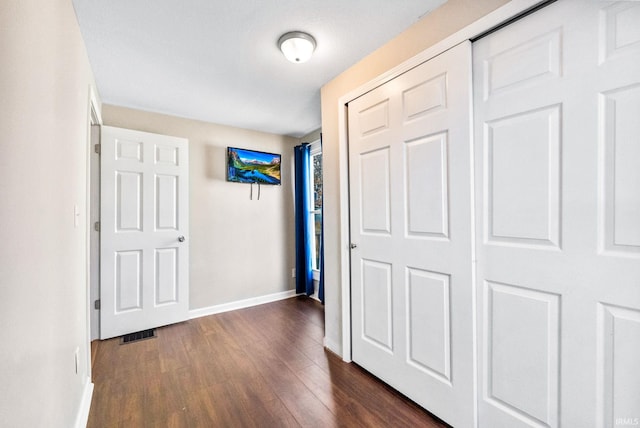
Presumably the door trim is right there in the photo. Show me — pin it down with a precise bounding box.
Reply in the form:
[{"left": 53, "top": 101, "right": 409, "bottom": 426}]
[
  {"left": 86, "top": 86, "right": 101, "bottom": 342},
  {"left": 336, "top": 0, "right": 549, "bottom": 362},
  {"left": 80, "top": 84, "right": 101, "bottom": 427}
]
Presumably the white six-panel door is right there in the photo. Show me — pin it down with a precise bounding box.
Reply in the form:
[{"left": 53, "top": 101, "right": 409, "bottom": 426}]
[
  {"left": 100, "top": 126, "right": 189, "bottom": 340},
  {"left": 473, "top": 1, "right": 640, "bottom": 426},
  {"left": 348, "top": 42, "right": 474, "bottom": 427}
]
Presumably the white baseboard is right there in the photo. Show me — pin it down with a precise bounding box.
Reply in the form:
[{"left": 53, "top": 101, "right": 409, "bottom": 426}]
[
  {"left": 324, "top": 336, "right": 349, "bottom": 362},
  {"left": 74, "top": 377, "right": 94, "bottom": 428},
  {"left": 189, "top": 289, "right": 300, "bottom": 319}
]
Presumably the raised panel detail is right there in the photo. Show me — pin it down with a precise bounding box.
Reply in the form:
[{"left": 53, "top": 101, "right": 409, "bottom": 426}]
[
  {"left": 116, "top": 139, "right": 143, "bottom": 162},
  {"left": 598, "top": 304, "right": 640, "bottom": 427},
  {"left": 116, "top": 171, "right": 142, "bottom": 232},
  {"left": 156, "top": 144, "right": 179, "bottom": 166},
  {"left": 403, "top": 73, "right": 447, "bottom": 121},
  {"left": 156, "top": 174, "right": 178, "bottom": 230},
  {"left": 115, "top": 250, "right": 142, "bottom": 312},
  {"left": 484, "top": 281, "right": 560, "bottom": 427},
  {"left": 360, "top": 148, "right": 391, "bottom": 235},
  {"left": 485, "top": 105, "right": 561, "bottom": 248},
  {"left": 406, "top": 268, "right": 451, "bottom": 384},
  {"left": 358, "top": 99, "right": 390, "bottom": 137},
  {"left": 405, "top": 133, "right": 449, "bottom": 239},
  {"left": 601, "top": 85, "right": 640, "bottom": 255},
  {"left": 485, "top": 29, "right": 561, "bottom": 99},
  {"left": 155, "top": 248, "right": 178, "bottom": 305},
  {"left": 362, "top": 260, "right": 393, "bottom": 352},
  {"left": 600, "top": 3, "right": 640, "bottom": 63}
]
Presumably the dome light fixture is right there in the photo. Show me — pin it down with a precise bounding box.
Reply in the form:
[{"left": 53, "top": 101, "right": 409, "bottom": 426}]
[{"left": 278, "top": 31, "right": 316, "bottom": 63}]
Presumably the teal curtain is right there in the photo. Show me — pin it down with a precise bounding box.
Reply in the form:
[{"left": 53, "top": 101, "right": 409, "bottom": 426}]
[
  {"left": 318, "top": 135, "right": 324, "bottom": 304},
  {"left": 294, "top": 144, "right": 313, "bottom": 296}
]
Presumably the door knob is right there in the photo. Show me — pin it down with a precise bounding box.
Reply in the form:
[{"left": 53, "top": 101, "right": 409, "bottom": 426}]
[
  {"left": 350, "top": 243, "right": 357, "bottom": 249},
  {"left": 178, "top": 236, "right": 185, "bottom": 242}
]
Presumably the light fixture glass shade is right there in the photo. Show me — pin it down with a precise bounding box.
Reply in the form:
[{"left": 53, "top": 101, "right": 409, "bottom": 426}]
[{"left": 278, "top": 31, "right": 316, "bottom": 63}]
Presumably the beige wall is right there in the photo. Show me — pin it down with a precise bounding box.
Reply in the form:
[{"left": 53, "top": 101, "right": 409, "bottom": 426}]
[
  {"left": 0, "top": 0, "right": 97, "bottom": 426},
  {"left": 320, "top": 0, "right": 510, "bottom": 355},
  {"left": 102, "top": 106, "right": 298, "bottom": 310},
  {"left": 300, "top": 128, "right": 322, "bottom": 144}
]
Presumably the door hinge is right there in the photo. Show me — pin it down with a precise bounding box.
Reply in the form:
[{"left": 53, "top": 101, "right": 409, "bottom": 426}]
[
  {"left": 94, "top": 143, "right": 101, "bottom": 154},
  {"left": 94, "top": 299, "right": 101, "bottom": 310},
  {"left": 94, "top": 221, "right": 100, "bottom": 232}
]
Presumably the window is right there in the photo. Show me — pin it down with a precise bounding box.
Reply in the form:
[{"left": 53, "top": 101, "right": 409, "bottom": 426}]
[{"left": 309, "top": 140, "right": 322, "bottom": 276}]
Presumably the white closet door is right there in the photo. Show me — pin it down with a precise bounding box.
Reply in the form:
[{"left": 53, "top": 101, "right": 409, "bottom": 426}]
[
  {"left": 100, "top": 126, "right": 190, "bottom": 339},
  {"left": 473, "top": 1, "right": 640, "bottom": 426},
  {"left": 348, "top": 42, "right": 475, "bottom": 427}
]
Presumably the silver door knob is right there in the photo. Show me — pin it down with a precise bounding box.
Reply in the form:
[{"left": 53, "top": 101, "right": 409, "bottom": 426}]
[
  {"left": 350, "top": 243, "right": 357, "bottom": 249},
  {"left": 178, "top": 236, "right": 185, "bottom": 242}
]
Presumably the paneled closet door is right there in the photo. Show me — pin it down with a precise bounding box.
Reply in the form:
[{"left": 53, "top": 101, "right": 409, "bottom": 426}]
[
  {"left": 348, "top": 41, "right": 474, "bottom": 428},
  {"left": 473, "top": 1, "right": 640, "bottom": 426}
]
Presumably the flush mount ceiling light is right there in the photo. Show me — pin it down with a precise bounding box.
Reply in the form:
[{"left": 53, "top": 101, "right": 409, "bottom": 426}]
[{"left": 278, "top": 31, "right": 316, "bottom": 63}]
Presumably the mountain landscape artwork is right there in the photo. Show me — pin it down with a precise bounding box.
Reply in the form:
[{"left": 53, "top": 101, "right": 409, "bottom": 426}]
[{"left": 227, "top": 147, "right": 281, "bottom": 185}]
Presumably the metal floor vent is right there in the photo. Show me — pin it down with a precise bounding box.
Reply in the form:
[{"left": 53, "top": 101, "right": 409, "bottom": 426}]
[{"left": 120, "top": 329, "right": 156, "bottom": 344}]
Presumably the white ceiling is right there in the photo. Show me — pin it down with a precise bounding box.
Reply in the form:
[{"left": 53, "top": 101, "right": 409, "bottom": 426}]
[{"left": 72, "top": 0, "right": 446, "bottom": 138}]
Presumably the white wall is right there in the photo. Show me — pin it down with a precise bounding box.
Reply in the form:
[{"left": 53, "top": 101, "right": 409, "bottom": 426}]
[
  {"left": 102, "top": 106, "right": 298, "bottom": 311},
  {"left": 0, "top": 0, "right": 97, "bottom": 426},
  {"left": 320, "top": 0, "right": 511, "bottom": 357}
]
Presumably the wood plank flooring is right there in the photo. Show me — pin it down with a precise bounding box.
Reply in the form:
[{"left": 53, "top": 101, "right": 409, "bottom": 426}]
[{"left": 87, "top": 296, "right": 450, "bottom": 427}]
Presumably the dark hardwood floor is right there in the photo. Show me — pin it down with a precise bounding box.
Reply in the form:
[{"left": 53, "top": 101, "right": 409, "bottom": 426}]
[{"left": 88, "top": 296, "right": 450, "bottom": 427}]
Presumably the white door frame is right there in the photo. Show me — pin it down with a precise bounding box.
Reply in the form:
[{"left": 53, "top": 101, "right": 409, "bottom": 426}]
[
  {"left": 336, "top": 0, "right": 549, "bottom": 362},
  {"left": 86, "top": 86, "right": 102, "bottom": 333},
  {"left": 83, "top": 84, "right": 101, "bottom": 401}
]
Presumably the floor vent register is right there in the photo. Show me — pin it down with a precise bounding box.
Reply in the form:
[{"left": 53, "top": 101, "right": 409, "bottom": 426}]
[{"left": 120, "top": 329, "right": 156, "bottom": 344}]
